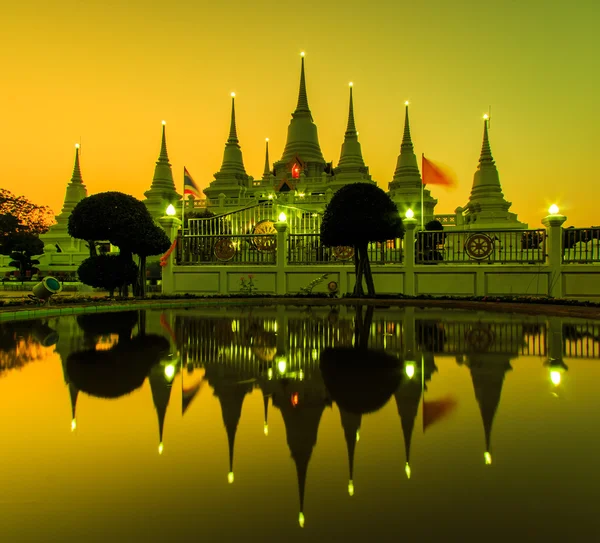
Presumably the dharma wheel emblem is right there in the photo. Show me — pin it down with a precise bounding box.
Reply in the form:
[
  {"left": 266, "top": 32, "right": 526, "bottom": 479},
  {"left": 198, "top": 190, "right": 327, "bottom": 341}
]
[
  {"left": 465, "top": 234, "right": 494, "bottom": 260},
  {"left": 214, "top": 238, "right": 236, "bottom": 261},
  {"left": 333, "top": 246, "right": 355, "bottom": 260},
  {"left": 252, "top": 220, "right": 277, "bottom": 253}
]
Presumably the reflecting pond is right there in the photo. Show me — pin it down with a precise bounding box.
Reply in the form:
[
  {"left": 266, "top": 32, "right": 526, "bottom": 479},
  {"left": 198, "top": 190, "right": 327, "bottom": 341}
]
[{"left": 1, "top": 305, "right": 600, "bottom": 542}]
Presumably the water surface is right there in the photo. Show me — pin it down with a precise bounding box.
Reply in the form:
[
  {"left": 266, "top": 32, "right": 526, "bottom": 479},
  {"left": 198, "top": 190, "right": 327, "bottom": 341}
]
[{"left": 1, "top": 305, "right": 599, "bottom": 542}]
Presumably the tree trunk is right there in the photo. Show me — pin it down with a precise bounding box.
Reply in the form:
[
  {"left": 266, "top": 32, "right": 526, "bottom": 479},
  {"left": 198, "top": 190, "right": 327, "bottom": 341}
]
[
  {"left": 364, "top": 251, "right": 376, "bottom": 296},
  {"left": 360, "top": 305, "right": 374, "bottom": 349},
  {"left": 138, "top": 255, "right": 147, "bottom": 298},
  {"left": 87, "top": 241, "right": 97, "bottom": 257},
  {"left": 354, "top": 304, "right": 364, "bottom": 346}
]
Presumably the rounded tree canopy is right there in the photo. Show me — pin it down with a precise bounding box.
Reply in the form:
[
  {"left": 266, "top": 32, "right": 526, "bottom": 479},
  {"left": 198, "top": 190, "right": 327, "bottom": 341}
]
[
  {"left": 133, "top": 221, "right": 171, "bottom": 257},
  {"left": 68, "top": 191, "right": 153, "bottom": 247},
  {"left": 321, "top": 183, "right": 404, "bottom": 247}
]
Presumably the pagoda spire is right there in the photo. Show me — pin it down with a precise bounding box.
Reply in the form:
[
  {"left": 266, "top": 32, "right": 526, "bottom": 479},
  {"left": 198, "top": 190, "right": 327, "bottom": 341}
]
[
  {"left": 461, "top": 116, "right": 527, "bottom": 229},
  {"left": 335, "top": 83, "right": 368, "bottom": 175},
  {"left": 295, "top": 53, "right": 311, "bottom": 116},
  {"left": 479, "top": 116, "right": 494, "bottom": 165},
  {"left": 394, "top": 378, "right": 422, "bottom": 479},
  {"left": 263, "top": 390, "right": 270, "bottom": 436},
  {"left": 468, "top": 355, "right": 512, "bottom": 465},
  {"left": 339, "top": 408, "right": 362, "bottom": 496},
  {"left": 56, "top": 144, "right": 88, "bottom": 220},
  {"left": 143, "top": 121, "right": 181, "bottom": 220},
  {"left": 388, "top": 102, "right": 437, "bottom": 221},
  {"left": 263, "top": 138, "right": 271, "bottom": 177},
  {"left": 149, "top": 363, "right": 175, "bottom": 455},
  {"left": 69, "top": 383, "right": 79, "bottom": 432},
  {"left": 277, "top": 53, "right": 325, "bottom": 168},
  {"left": 228, "top": 94, "right": 239, "bottom": 144}
]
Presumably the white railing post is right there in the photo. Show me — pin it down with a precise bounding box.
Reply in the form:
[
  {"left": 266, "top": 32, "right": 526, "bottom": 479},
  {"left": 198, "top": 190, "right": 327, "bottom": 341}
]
[
  {"left": 403, "top": 218, "right": 417, "bottom": 296},
  {"left": 542, "top": 212, "right": 567, "bottom": 298},
  {"left": 158, "top": 215, "right": 182, "bottom": 294},
  {"left": 275, "top": 220, "right": 288, "bottom": 295}
]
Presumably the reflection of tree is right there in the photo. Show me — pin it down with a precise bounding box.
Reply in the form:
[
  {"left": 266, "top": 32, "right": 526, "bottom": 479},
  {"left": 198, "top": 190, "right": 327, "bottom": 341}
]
[
  {"left": 76, "top": 311, "right": 139, "bottom": 346},
  {"left": 0, "top": 320, "right": 56, "bottom": 375},
  {"left": 320, "top": 347, "right": 401, "bottom": 415},
  {"left": 66, "top": 335, "right": 170, "bottom": 398}
]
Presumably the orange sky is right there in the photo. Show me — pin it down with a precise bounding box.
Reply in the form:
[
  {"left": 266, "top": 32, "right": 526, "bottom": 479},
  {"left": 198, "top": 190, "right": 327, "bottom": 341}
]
[{"left": 2, "top": 1, "right": 599, "bottom": 228}]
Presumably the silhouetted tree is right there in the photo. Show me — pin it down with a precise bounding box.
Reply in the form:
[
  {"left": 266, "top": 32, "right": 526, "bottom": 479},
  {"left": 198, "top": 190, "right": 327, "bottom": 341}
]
[
  {"left": 0, "top": 189, "right": 55, "bottom": 235},
  {"left": 1, "top": 232, "right": 43, "bottom": 277},
  {"left": 321, "top": 184, "right": 404, "bottom": 296},
  {"left": 130, "top": 221, "right": 171, "bottom": 297},
  {"left": 77, "top": 255, "right": 138, "bottom": 297}
]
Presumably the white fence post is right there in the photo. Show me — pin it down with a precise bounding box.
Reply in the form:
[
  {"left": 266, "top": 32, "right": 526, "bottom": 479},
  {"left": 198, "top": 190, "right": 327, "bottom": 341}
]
[
  {"left": 541, "top": 212, "right": 566, "bottom": 298},
  {"left": 403, "top": 218, "right": 417, "bottom": 296},
  {"left": 158, "top": 215, "right": 182, "bottom": 295},
  {"left": 275, "top": 220, "right": 288, "bottom": 295}
]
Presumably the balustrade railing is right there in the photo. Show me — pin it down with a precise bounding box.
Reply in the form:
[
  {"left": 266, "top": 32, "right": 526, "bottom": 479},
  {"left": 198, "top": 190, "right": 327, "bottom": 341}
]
[
  {"left": 179, "top": 234, "right": 276, "bottom": 265},
  {"left": 562, "top": 228, "right": 600, "bottom": 263},
  {"left": 415, "top": 229, "right": 546, "bottom": 264}
]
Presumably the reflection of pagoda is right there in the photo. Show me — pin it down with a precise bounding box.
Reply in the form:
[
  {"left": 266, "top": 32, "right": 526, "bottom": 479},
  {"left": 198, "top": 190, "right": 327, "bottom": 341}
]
[
  {"left": 149, "top": 362, "right": 175, "bottom": 455},
  {"left": 339, "top": 408, "right": 361, "bottom": 495},
  {"left": 55, "top": 318, "right": 82, "bottom": 431},
  {"left": 272, "top": 381, "right": 330, "bottom": 528},
  {"left": 394, "top": 377, "right": 422, "bottom": 479},
  {"left": 465, "top": 355, "right": 512, "bottom": 464},
  {"left": 204, "top": 365, "right": 253, "bottom": 483}
]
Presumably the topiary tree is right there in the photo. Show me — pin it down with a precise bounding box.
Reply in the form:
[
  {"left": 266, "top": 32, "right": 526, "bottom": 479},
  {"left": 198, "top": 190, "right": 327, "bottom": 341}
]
[
  {"left": 2, "top": 232, "right": 43, "bottom": 278},
  {"left": 321, "top": 184, "right": 404, "bottom": 296},
  {"left": 77, "top": 254, "right": 138, "bottom": 297},
  {"left": 68, "top": 192, "right": 152, "bottom": 259},
  {"left": 69, "top": 192, "right": 163, "bottom": 296}
]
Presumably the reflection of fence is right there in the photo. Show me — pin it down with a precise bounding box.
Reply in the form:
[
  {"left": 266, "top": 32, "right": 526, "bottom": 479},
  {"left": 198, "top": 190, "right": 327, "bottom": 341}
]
[
  {"left": 563, "top": 228, "right": 600, "bottom": 263},
  {"left": 433, "top": 321, "right": 547, "bottom": 357},
  {"left": 416, "top": 229, "right": 546, "bottom": 264},
  {"left": 563, "top": 322, "right": 600, "bottom": 358}
]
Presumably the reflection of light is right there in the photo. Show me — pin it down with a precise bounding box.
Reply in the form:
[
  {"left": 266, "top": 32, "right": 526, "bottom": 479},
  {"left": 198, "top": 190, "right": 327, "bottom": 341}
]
[
  {"left": 484, "top": 452, "right": 492, "bottom": 465},
  {"left": 356, "top": 430, "right": 360, "bottom": 442},
  {"left": 550, "top": 370, "right": 561, "bottom": 386},
  {"left": 166, "top": 204, "right": 176, "bottom": 216},
  {"left": 228, "top": 471, "right": 234, "bottom": 484},
  {"left": 71, "top": 418, "right": 77, "bottom": 432},
  {"left": 231, "top": 320, "right": 238, "bottom": 332},
  {"left": 299, "top": 370, "right": 304, "bottom": 381},
  {"left": 405, "top": 462, "right": 411, "bottom": 479},
  {"left": 348, "top": 480, "right": 354, "bottom": 496},
  {"left": 267, "top": 368, "right": 273, "bottom": 380},
  {"left": 277, "top": 359, "right": 287, "bottom": 374},
  {"left": 405, "top": 362, "right": 416, "bottom": 379},
  {"left": 312, "top": 349, "right": 318, "bottom": 361},
  {"left": 264, "top": 423, "right": 269, "bottom": 436},
  {"left": 158, "top": 442, "right": 164, "bottom": 455},
  {"left": 291, "top": 392, "right": 299, "bottom": 407},
  {"left": 549, "top": 204, "right": 559, "bottom": 215},
  {"left": 273, "top": 321, "right": 278, "bottom": 332},
  {"left": 164, "top": 364, "right": 176, "bottom": 380},
  {"left": 299, "top": 512, "right": 305, "bottom": 528}
]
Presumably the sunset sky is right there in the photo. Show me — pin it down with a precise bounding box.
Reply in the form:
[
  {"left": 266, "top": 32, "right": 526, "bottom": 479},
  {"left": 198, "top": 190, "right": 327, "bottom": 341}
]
[{"left": 2, "top": 1, "right": 598, "bottom": 228}]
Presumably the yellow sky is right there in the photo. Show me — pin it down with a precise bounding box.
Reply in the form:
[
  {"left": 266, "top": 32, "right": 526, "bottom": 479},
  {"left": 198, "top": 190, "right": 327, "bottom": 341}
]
[{"left": 2, "top": 1, "right": 599, "bottom": 228}]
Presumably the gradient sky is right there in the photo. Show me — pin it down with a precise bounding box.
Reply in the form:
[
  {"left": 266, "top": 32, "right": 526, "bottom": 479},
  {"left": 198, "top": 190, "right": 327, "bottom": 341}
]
[{"left": 2, "top": 1, "right": 598, "bottom": 228}]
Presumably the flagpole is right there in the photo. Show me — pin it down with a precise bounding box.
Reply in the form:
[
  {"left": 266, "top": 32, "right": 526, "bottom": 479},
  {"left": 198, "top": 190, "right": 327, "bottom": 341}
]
[
  {"left": 421, "top": 154, "right": 425, "bottom": 231},
  {"left": 181, "top": 167, "right": 186, "bottom": 233}
]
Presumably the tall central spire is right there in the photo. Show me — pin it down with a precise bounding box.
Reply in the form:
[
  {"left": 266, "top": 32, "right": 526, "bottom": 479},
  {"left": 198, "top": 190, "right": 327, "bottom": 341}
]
[
  {"left": 228, "top": 94, "right": 239, "bottom": 143},
  {"left": 479, "top": 117, "right": 494, "bottom": 164},
  {"left": 295, "top": 53, "right": 311, "bottom": 116},
  {"left": 278, "top": 53, "right": 325, "bottom": 167}
]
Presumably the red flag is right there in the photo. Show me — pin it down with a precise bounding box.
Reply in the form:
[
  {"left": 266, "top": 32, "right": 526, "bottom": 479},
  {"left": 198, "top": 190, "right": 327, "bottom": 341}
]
[
  {"left": 423, "top": 396, "right": 457, "bottom": 432},
  {"left": 422, "top": 155, "right": 457, "bottom": 187}
]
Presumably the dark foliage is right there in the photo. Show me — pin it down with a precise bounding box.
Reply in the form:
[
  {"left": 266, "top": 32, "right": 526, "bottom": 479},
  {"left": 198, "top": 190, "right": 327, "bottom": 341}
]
[
  {"left": 321, "top": 183, "right": 404, "bottom": 247},
  {"left": 77, "top": 255, "right": 138, "bottom": 296},
  {"left": 320, "top": 347, "right": 402, "bottom": 414},
  {"left": 66, "top": 335, "right": 170, "bottom": 398},
  {"left": 76, "top": 311, "right": 139, "bottom": 338},
  {"left": 0, "top": 189, "right": 55, "bottom": 235}
]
